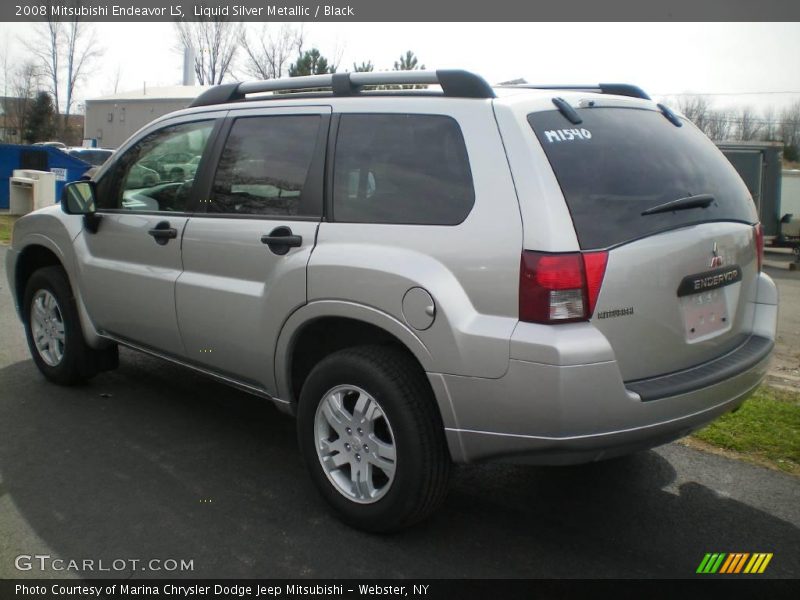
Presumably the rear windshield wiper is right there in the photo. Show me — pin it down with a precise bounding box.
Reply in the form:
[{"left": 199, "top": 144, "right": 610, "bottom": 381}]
[{"left": 641, "top": 194, "right": 714, "bottom": 216}]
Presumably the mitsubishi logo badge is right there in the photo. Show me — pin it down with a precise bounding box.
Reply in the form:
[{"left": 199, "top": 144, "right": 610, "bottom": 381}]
[{"left": 710, "top": 242, "right": 723, "bottom": 268}]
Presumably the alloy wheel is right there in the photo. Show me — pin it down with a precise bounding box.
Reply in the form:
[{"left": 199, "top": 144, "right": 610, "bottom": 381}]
[{"left": 314, "top": 385, "right": 397, "bottom": 504}]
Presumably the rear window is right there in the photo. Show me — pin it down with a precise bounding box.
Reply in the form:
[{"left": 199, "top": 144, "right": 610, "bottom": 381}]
[
  {"left": 528, "top": 108, "right": 757, "bottom": 249},
  {"left": 333, "top": 114, "right": 474, "bottom": 225}
]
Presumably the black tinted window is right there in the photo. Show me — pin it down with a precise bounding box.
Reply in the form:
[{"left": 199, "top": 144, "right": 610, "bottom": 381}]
[
  {"left": 96, "top": 120, "right": 213, "bottom": 212},
  {"left": 210, "top": 115, "right": 320, "bottom": 216},
  {"left": 528, "top": 108, "right": 757, "bottom": 249},
  {"left": 333, "top": 114, "right": 474, "bottom": 225}
]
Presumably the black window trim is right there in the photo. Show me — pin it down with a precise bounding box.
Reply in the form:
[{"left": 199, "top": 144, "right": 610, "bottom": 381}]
[
  {"left": 192, "top": 111, "right": 331, "bottom": 221},
  {"left": 328, "top": 111, "right": 476, "bottom": 226},
  {"left": 323, "top": 113, "right": 341, "bottom": 223}
]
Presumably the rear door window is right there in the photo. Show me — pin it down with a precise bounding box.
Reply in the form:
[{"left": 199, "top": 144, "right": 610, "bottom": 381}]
[
  {"left": 209, "top": 115, "right": 321, "bottom": 217},
  {"left": 528, "top": 108, "right": 757, "bottom": 249}
]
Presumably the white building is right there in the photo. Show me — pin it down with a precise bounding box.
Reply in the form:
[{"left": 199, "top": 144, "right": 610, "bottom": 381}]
[
  {"left": 83, "top": 86, "right": 205, "bottom": 149},
  {"left": 783, "top": 170, "right": 800, "bottom": 217}
]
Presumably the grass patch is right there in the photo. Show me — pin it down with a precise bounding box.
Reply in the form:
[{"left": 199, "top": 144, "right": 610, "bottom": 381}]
[
  {"left": 692, "top": 386, "right": 800, "bottom": 475},
  {"left": 0, "top": 214, "right": 18, "bottom": 244}
]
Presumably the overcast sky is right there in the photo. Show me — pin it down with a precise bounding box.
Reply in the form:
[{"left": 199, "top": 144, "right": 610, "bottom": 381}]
[{"left": 1, "top": 22, "right": 799, "bottom": 114}]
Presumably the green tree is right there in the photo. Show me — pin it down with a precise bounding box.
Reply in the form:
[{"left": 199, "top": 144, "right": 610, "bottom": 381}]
[
  {"left": 392, "top": 51, "right": 425, "bottom": 89},
  {"left": 23, "top": 91, "right": 55, "bottom": 143},
  {"left": 289, "top": 48, "right": 335, "bottom": 77},
  {"left": 352, "top": 61, "right": 373, "bottom": 72},
  {"left": 394, "top": 51, "right": 424, "bottom": 71}
]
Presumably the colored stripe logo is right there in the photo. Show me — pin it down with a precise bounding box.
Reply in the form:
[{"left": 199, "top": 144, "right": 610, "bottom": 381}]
[{"left": 697, "top": 553, "right": 773, "bottom": 574}]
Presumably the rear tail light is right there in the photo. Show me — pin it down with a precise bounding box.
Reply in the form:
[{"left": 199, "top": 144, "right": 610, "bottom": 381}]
[
  {"left": 519, "top": 251, "right": 608, "bottom": 324},
  {"left": 754, "top": 223, "right": 764, "bottom": 272}
]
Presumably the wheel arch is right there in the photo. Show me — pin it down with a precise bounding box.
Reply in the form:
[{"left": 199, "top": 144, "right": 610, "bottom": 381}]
[
  {"left": 14, "top": 241, "right": 67, "bottom": 313},
  {"left": 275, "top": 300, "right": 440, "bottom": 407},
  {"left": 13, "top": 238, "right": 108, "bottom": 349}
]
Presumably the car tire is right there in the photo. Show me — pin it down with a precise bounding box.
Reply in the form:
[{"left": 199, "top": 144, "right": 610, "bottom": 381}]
[
  {"left": 23, "top": 266, "right": 118, "bottom": 385},
  {"left": 297, "top": 345, "right": 451, "bottom": 533}
]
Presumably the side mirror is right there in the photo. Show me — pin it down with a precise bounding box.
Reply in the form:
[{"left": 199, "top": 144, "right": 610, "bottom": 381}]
[
  {"left": 61, "top": 181, "right": 97, "bottom": 215},
  {"left": 781, "top": 213, "right": 793, "bottom": 224}
]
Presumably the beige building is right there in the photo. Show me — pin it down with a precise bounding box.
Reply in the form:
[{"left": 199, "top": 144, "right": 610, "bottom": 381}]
[{"left": 83, "top": 86, "right": 205, "bottom": 148}]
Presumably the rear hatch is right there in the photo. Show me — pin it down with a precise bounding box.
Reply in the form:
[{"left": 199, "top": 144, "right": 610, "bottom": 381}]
[{"left": 527, "top": 104, "right": 760, "bottom": 381}]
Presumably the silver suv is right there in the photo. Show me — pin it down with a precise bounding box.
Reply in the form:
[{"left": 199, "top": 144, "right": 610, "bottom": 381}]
[{"left": 6, "top": 70, "right": 777, "bottom": 532}]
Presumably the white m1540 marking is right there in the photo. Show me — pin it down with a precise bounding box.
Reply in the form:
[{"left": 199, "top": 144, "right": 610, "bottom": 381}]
[{"left": 544, "top": 128, "right": 593, "bottom": 143}]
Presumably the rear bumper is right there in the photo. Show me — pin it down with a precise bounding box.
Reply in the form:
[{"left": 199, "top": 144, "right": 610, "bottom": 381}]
[
  {"left": 435, "top": 273, "right": 778, "bottom": 465},
  {"left": 625, "top": 335, "right": 773, "bottom": 401},
  {"left": 439, "top": 352, "right": 768, "bottom": 465}
]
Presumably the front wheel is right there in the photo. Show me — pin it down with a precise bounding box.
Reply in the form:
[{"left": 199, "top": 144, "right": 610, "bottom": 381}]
[
  {"left": 23, "top": 266, "right": 117, "bottom": 385},
  {"left": 297, "top": 345, "right": 451, "bottom": 533}
]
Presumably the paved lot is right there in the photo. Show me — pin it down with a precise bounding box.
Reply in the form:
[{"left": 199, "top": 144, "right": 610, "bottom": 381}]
[{"left": 0, "top": 245, "right": 798, "bottom": 579}]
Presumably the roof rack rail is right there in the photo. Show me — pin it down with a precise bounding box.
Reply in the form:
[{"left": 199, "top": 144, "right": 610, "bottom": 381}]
[
  {"left": 189, "top": 69, "right": 495, "bottom": 108},
  {"left": 502, "top": 83, "right": 651, "bottom": 101}
]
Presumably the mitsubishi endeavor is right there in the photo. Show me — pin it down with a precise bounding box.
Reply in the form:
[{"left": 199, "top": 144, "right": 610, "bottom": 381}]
[{"left": 6, "top": 70, "right": 777, "bottom": 532}]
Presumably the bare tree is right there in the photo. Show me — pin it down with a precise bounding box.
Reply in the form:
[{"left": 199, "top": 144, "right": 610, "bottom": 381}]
[
  {"left": 328, "top": 43, "right": 344, "bottom": 75},
  {"left": 110, "top": 64, "right": 122, "bottom": 94},
  {"left": 675, "top": 95, "right": 713, "bottom": 133},
  {"left": 705, "top": 110, "right": 735, "bottom": 141},
  {"left": 736, "top": 106, "right": 761, "bottom": 141},
  {"left": 62, "top": 18, "right": 101, "bottom": 126},
  {"left": 1, "top": 35, "right": 9, "bottom": 142},
  {"left": 778, "top": 102, "right": 800, "bottom": 163},
  {"left": 761, "top": 106, "right": 777, "bottom": 141},
  {"left": 23, "top": 2, "right": 100, "bottom": 133},
  {"left": 6, "top": 60, "right": 41, "bottom": 142},
  {"left": 1, "top": 33, "right": 9, "bottom": 94},
  {"left": 670, "top": 95, "right": 740, "bottom": 141},
  {"left": 780, "top": 102, "right": 800, "bottom": 145},
  {"left": 239, "top": 24, "right": 303, "bottom": 80},
  {"left": 175, "top": 20, "right": 242, "bottom": 85},
  {"left": 24, "top": 16, "right": 61, "bottom": 114}
]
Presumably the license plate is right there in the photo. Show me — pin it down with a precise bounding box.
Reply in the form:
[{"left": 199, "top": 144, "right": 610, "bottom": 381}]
[{"left": 680, "top": 288, "right": 729, "bottom": 341}]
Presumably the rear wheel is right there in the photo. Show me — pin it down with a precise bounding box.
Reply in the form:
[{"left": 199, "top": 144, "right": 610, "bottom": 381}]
[
  {"left": 297, "top": 345, "right": 451, "bottom": 533},
  {"left": 23, "top": 266, "right": 117, "bottom": 385}
]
